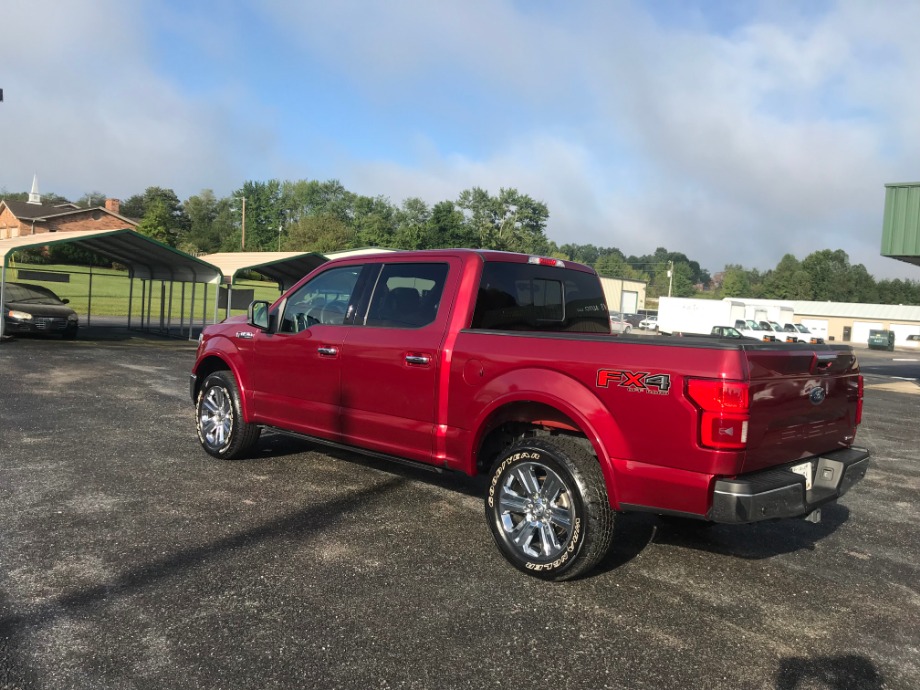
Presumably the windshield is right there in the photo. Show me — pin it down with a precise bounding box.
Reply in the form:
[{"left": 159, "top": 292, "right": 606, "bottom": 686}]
[
  {"left": 3, "top": 284, "right": 66, "bottom": 305},
  {"left": 794, "top": 324, "right": 810, "bottom": 333}
]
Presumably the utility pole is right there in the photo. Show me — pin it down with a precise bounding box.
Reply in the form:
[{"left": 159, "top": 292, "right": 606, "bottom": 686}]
[
  {"left": 241, "top": 196, "right": 246, "bottom": 250},
  {"left": 668, "top": 260, "right": 674, "bottom": 297},
  {"left": 277, "top": 224, "right": 282, "bottom": 251}
]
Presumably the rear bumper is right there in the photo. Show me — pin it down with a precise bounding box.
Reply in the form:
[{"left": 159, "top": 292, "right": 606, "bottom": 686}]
[{"left": 709, "top": 446, "right": 870, "bottom": 523}]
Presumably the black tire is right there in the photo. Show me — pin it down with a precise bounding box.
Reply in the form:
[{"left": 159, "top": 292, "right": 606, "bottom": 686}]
[
  {"left": 485, "top": 437, "right": 615, "bottom": 581},
  {"left": 196, "top": 370, "right": 261, "bottom": 459}
]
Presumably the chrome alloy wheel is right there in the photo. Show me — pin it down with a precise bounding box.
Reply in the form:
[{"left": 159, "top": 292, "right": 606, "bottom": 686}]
[
  {"left": 497, "top": 462, "right": 574, "bottom": 559},
  {"left": 199, "top": 385, "right": 233, "bottom": 451}
]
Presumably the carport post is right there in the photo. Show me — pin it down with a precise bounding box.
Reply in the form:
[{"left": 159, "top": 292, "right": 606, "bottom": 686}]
[
  {"left": 0, "top": 260, "right": 7, "bottom": 340},
  {"left": 188, "top": 281, "right": 197, "bottom": 341},
  {"left": 127, "top": 273, "right": 135, "bottom": 330},
  {"left": 167, "top": 280, "right": 174, "bottom": 336},
  {"left": 159, "top": 282, "right": 166, "bottom": 331},
  {"left": 87, "top": 265, "right": 93, "bottom": 327},
  {"left": 179, "top": 282, "right": 186, "bottom": 338},
  {"left": 146, "top": 280, "right": 153, "bottom": 331},
  {"left": 212, "top": 282, "right": 219, "bottom": 326}
]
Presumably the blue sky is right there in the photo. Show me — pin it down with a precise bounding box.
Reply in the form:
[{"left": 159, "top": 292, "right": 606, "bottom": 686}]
[{"left": 3, "top": 0, "right": 920, "bottom": 280}]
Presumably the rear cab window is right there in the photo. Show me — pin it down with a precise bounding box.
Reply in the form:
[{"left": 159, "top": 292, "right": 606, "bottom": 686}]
[{"left": 470, "top": 260, "right": 609, "bottom": 333}]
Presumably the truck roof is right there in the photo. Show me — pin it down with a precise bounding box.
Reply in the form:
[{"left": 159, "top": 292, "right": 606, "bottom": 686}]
[{"left": 324, "top": 248, "right": 599, "bottom": 274}]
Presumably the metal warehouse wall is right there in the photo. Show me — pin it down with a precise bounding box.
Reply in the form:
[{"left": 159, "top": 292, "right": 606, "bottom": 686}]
[{"left": 882, "top": 182, "right": 920, "bottom": 267}]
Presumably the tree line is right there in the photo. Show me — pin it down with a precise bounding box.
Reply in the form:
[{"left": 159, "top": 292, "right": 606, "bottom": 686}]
[{"left": 3, "top": 180, "right": 919, "bottom": 305}]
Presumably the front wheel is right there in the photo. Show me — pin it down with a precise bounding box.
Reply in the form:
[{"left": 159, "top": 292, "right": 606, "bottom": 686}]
[
  {"left": 485, "top": 437, "right": 615, "bottom": 580},
  {"left": 196, "top": 371, "right": 261, "bottom": 459}
]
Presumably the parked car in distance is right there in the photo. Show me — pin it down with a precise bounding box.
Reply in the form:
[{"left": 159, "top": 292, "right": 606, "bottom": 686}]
[
  {"left": 639, "top": 315, "right": 658, "bottom": 331},
  {"left": 783, "top": 323, "right": 825, "bottom": 344},
  {"left": 757, "top": 321, "right": 792, "bottom": 342},
  {"left": 623, "top": 313, "right": 645, "bottom": 329},
  {"left": 867, "top": 329, "right": 895, "bottom": 351},
  {"left": 734, "top": 319, "right": 775, "bottom": 341},
  {"left": 2, "top": 282, "right": 79, "bottom": 339},
  {"left": 608, "top": 311, "right": 631, "bottom": 334},
  {"left": 904, "top": 334, "right": 920, "bottom": 349},
  {"left": 710, "top": 325, "right": 745, "bottom": 338}
]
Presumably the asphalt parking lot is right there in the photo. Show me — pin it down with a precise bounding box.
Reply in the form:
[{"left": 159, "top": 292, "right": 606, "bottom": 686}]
[{"left": 1, "top": 332, "right": 918, "bottom": 690}]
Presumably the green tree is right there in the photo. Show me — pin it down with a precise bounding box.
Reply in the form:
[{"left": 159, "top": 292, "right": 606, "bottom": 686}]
[
  {"left": 594, "top": 250, "right": 648, "bottom": 282},
  {"left": 282, "top": 214, "right": 351, "bottom": 253},
  {"left": 456, "top": 187, "right": 549, "bottom": 254},
  {"left": 393, "top": 197, "right": 431, "bottom": 249},
  {"left": 76, "top": 191, "right": 107, "bottom": 208},
  {"left": 136, "top": 198, "right": 177, "bottom": 245},
  {"left": 120, "top": 194, "right": 146, "bottom": 219},
  {"left": 720, "top": 264, "right": 752, "bottom": 297},
  {"left": 353, "top": 194, "right": 396, "bottom": 247},
  {"left": 183, "top": 189, "right": 232, "bottom": 254},
  {"left": 427, "top": 201, "right": 473, "bottom": 248},
  {"left": 238, "top": 180, "right": 284, "bottom": 251},
  {"left": 761, "top": 254, "right": 813, "bottom": 299}
]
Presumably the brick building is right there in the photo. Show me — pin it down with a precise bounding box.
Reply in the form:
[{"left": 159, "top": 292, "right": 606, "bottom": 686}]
[{"left": 0, "top": 181, "right": 137, "bottom": 240}]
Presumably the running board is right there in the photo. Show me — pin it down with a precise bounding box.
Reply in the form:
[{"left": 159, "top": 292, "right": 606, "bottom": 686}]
[{"left": 264, "top": 426, "right": 450, "bottom": 475}]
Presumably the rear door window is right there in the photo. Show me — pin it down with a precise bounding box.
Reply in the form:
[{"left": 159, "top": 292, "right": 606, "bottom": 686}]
[{"left": 364, "top": 263, "right": 449, "bottom": 328}]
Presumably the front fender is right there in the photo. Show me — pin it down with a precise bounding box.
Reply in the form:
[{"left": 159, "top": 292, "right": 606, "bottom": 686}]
[
  {"left": 470, "top": 368, "right": 627, "bottom": 506},
  {"left": 192, "top": 335, "right": 252, "bottom": 422}
]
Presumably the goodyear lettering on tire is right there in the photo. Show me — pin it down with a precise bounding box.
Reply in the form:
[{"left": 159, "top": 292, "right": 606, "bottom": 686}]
[
  {"left": 524, "top": 518, "right": 581, "bottom": 572},
  {"left": 487, "top": 450, "right": 542, "bottom": 508}
]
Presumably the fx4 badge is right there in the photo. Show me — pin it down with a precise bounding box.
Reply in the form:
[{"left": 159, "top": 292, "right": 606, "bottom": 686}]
[{"left": 596, "top": 369, "right": 671, "bottom": 394}]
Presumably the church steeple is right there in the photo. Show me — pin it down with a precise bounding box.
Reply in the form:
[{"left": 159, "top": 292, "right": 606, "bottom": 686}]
[{"left": 28, "top": 174, "right": 41, "bottom": 205}]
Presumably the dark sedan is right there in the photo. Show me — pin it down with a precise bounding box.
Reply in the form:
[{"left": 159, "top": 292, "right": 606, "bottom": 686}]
[{"left": 2, "top": 282, "right": 79, "bottom": 339}]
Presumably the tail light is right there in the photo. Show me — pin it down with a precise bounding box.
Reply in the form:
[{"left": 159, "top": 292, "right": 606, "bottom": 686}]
[
  {"left": 855, "top": 375, "right": 864, "bottom": 426},
  {"left": 686, "top": 378, "right": 750, "bottom": 450}
]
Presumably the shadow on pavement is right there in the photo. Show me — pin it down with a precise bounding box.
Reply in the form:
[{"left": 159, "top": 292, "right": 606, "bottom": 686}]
[{"left": 775, "top": 653, "right": 884, "bottom": 689}]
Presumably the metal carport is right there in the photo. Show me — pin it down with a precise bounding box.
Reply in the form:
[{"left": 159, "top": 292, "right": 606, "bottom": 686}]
[
  {"left": 0, "top": 228, "right": 223, "bottom": 340},
  {"left": 200, "top": 248, "right": 397, "bottom": 318}
]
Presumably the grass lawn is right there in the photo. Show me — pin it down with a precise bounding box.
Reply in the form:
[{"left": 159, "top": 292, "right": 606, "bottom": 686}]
[{"left": 3, "top": 262, "right": 282, "bottom": 318}]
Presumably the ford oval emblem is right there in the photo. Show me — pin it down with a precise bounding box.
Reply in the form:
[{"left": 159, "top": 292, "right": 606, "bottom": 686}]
[{"left": 809, "top": 387, "right": 826, "bottom": 405}]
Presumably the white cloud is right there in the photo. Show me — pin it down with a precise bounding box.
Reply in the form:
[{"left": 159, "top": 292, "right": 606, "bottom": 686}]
[{"left": 2, "top": 0, "right": 919, "bottom": 280}]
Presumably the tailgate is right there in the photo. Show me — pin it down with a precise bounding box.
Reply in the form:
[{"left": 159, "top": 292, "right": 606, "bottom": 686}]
[{"left": 742, "top": 346, "right": 861, "bottom": 473}]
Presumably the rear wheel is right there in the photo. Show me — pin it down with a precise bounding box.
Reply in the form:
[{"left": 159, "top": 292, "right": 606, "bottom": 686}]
[
  {"left": 485, "top": 437, "right": 615, "bottom": 580},
  {"left": 196, "top": 371, "right": 261, "bottom": 459}
]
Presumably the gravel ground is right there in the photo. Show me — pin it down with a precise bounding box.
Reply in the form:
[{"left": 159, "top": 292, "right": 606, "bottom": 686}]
[{"left": 1, "top": 333, "right": 917, "bottom": 690}]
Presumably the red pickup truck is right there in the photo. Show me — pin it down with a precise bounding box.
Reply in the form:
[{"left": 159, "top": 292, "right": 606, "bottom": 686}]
[{"left": 190, "top": 249, "right": 869, "bottom": 580}]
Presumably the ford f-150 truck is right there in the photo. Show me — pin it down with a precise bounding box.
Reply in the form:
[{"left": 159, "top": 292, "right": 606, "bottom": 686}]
[{"left": 190, "top": 250, "right": 869, "bottom": 580}]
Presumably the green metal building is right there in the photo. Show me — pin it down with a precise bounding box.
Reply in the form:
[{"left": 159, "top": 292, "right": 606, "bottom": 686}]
[{"left": 882, "top": 182, "right": 920, "bottom": 269}]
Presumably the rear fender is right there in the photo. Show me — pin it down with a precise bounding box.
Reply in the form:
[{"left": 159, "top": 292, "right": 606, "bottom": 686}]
[{"left": 471, "top": 368, "right": 626, "bottom": 507}]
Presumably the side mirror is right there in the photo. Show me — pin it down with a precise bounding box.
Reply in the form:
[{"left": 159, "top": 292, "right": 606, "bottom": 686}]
[
  {"left": 62, "top": 298, "right": 70, "bottom": 304},
  {"left": 248, "top": 300, "right": 271, "bottom": 331}
]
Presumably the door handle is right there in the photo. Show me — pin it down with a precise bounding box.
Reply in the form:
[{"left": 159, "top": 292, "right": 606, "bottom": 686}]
[
  {"left": 317, "top": 346, "right": 338, "bottom": 356},
  {"left": 405, "top": 354, "right": 431, "bottom": 366}
]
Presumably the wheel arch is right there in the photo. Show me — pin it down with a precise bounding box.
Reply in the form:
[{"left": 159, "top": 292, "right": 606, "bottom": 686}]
[
  {"left": 192, "top": 352, "right": 252, "bottom": 421},
  {"left": 470, "top": 372, "right": 626, "bottom": 508}
]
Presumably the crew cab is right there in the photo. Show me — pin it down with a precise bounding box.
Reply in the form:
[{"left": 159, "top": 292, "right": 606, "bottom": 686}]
[{"left": 191, "top": 250, "right": 869, "bottom": 580}]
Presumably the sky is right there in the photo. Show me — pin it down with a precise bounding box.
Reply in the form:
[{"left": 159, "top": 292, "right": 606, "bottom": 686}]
[{"left": 2, "top": 0, "right": 920, "bottom": 280}]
